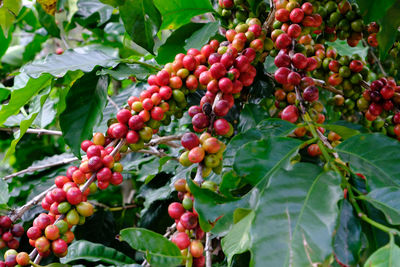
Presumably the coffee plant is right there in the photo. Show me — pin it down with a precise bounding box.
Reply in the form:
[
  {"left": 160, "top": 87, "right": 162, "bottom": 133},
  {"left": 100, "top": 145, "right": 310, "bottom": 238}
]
[{"left": 1, "top": 0, "right": 400, "bottom": 266}]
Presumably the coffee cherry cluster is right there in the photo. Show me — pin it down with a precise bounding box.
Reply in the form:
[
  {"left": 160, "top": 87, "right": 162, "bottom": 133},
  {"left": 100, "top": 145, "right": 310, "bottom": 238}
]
[
  {"left": 366, "top": 22, "right": 379, "bottom": 48},
  {"left": 1, "top": 249, "right": 29, "bottom": 267},
  {"left": 179, "top": 133, "right": 226, "bottom": 177},
  {"left": 80, "top": 133, "right": 124, "bottom": 190},
  {"left": 169, "top": 178, "right": 215, "bottom": 267},
  {"left": 217, "top": 0, "right": 268, "bottom": 29},
  {"left": 0, "top": 216, "right": 23, "bottom": 251}
]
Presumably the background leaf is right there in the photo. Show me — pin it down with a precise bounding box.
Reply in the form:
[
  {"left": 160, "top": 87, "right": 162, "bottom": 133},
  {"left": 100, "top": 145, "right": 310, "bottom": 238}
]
[
  {"left": 119, "top": 228, "right": 182, "bottom": 266},
  {"left": 364, "top": 238, "right": 400, "bottom": 267},
  {"left": 60, "top": 240, "right": 136, "bottom": 265},
  {"left": 60, "top": 72, "right": 109, "bottom": 157},
  {"left": 120, "top": 0, "right": 161, "bottom": 53},
  {"left": 153, "top": 0, "right": 213, "bottom": 30}
]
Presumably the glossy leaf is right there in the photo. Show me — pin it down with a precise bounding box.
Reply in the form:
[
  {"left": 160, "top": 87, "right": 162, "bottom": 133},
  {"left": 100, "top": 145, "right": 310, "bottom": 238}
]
[
  {"left": 183, "top": 22, "right": 220, "bottom": 51},
  {"left": 0, "top": 0, "right": 22, "bottom": 35},
  {"left": 333, "top": 200, "right": 362, "bottom": 266},
  {"left": 60, "top": 72, "right": 109, "bottom": 158},
  {"left": 317, "top": 124, "right": 360, "bottom": 139},
  {"left": 222, "top": 211, "right": 254, "bottom": 266},
  {"left": 0, "top": 27, "right": 12, "bottom": 59},
  {"left": 377, "top": 1, "right": 400, "bottom": 59},
  {"left": 325, "top": 40, "right": 368, "bottom": 59},
  {"left": 77, "top": 0, "right": 114, "bottom": 25},
  {"left": 60, "top": 240, "right": 136, "bottom": 265},
  {"left": 0, "top": 74, "right": 52, "bottom": 125},
  {"left": 237, "top": 103, "right": 269, "bottom": 132},
  {"left": 364, "top": 237, "right": 400, "bottom": 267},
  {"left": 361, "top": 187, "right": 400, "bottom": 225},
  {"left": 5, "top": 87, "right": 51, "bottom": 159},
  {"left": 356, "top": 0, "right": 396, "bottom": 23},
  {"left": 120, "top": 0, "right": 161, "bottom": 53},
  {"left": 233, "top": 137, "right": 302, "bottom": 185},
  {"left": 153, "top": 0, "right": 213, "bottom": 30},
  {"left": 223, "top": 164, "right": 342, "bottom": 266},
  {"left": 119, "top": 228, "right": 182, "bottom": 266},
  {"left": 35, "top": 3, "right": 60, "bottom": 37},
  {"left": 21, "top": 48, "right": 119, "bottom": 78},
  {"left": 156, "top": 23, "right": 204, "bottom": 64},
  {"left": 336, "top": 134, "right": 400, "bottom": 189}
]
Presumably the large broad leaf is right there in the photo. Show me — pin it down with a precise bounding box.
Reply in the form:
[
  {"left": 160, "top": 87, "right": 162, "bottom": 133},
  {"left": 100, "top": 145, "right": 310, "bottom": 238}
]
[
  {"left": 153, "top": 0, "right": 213, "bottom": 30},
  {"left": 364, "top": 237, "right": 400, "bottom": 267},
  {"left": 190, "top": 136, "right": 303, "bottom": 233},
  {"left": 237, "top": 103, "right": 269, "bottom": 132},
  {"left": 184, "top": 22, "right": 220, "bottom": 51},
  {"left": 120, "top": 0, "right": 161, "bottom": 53},
  {"left": 233, "top": 137, "right": 302, "bottom": 185},
  {"left": 318, "top": 124, "right": 360, "bottom": 140},
  {"left": 60, "top": 240, "right": 136, "bottom": 265},
  {"left": 119, "top": 228, "right": 182, "bottom": 267},
  {"left": 333, "top": 200, "right": 362, "bottom": 266},
  {"left": 376, "top": 1, "right": 400, "bottom": 59},
  {"left": 156, "top": 23, "right": 204, "bottom": 64},
  {"left": 336, "top": 134, "right": 400, "bottom": 190},
  {"left": 360, "top": 187, "right": 400, "bottom": 225},
  {"left": 5, "top": 87, "right": 51, "bottom": 159},
  {"left": 77, "top": 0, "right": 114, "bottom": 25},
  {"left": 356, "top": 0, "right": 396, "bottom": 24},
  {"left": 0, "top": 74, "right": 52, "bottom": 125},
  {"left": 0, "top": 27, "right": 12, "bottom": 59},
  {"left": 0, "top": 0, "right": 22, "bottom": 35},
  {"left": 60, "top": 72, "right": 108, "bottom": 158},
  {"left": 35, "top": 3, "right": 60, "bottom": 37},
  {"left": 21, "top": 48, "right": 119, "bottom": 78},
  {"left": 325, "top": 40, "right": 368, "bottom": 59},
  {"left": 222, "top": 164, "right": 342, "bottom": 266}
]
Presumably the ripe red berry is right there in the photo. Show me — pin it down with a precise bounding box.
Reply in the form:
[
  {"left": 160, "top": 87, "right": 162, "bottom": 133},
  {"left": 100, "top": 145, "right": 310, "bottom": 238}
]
[
  {"left": 27, "top": 226, "right": 42, "bottom": 240},
  {"left": 126, "top": 130, "right": 140, "bottom": 144},
  {"left": 302, "top": 2, "right": 313, "bottom": 15},
  {"left": 66, "top": 187, "right": 83, "bottom": 205},
  {"left": 80, "top": 140, "right": 93, "bottom": 152},
  {"left": 303, "top": 86, "right": 319, "bottom": 102},
  {"left": 380, "top": 86, "right": 394, "bottom": 100},
  {"left": 287, "top": 24, "right": 302, "bottom": 38},
  {"left": 45, "top": 225, "right": 59, "bottom": 241},
  {"left": 214, "top": 100, "right": 230, "bottom": 117},
  {"left": 111, "top": 123, "right": 128, "bottom": 139},
  {"left": 213, "top": 118, "right": 230, "bottom": 136},
  {"left": 290, "top": 8, "right": 304, "bottom": 23},
  {"left": 234, "top": 55, "right": 250, "bottom": 72},
  {"left": 349, "top": 60, "right": 363, "bottom": 73},
  {"left": 172, "top": 232, "right": 190, "bottom": 250},
  {"left": 110, "top": 172, "right": 123, "bottom": 185},
  {"left": 274, "top": 67, "right": 291, "bottom": 84},
  {"left": 188, "top": 106, "right": 202, "bottom": 117},
  {"left": 275, "top": 8, "right": 290, "bottom": 22},
  {"left": 180, "top": 212, "right": 198, "bottom": 229},
  {"left": 116, "top": 109, "right": 131, "bottom": 124},
  {"left": 183, "top": 55, "right": 197, "bottom": 71},
  {"left": 275, "top": 33, "right": 291, "bottom": 49},
  {"left": 156, "top": 70, "right": 170, "bottom": 86},
  {"left": 308, "top": 144, "right": 322, "bottom": 157},
  {"left": 51, "top": 188, "right": 67, "bottom": 203},
  {"left": 209, "top": 63, "right": 226, "bottom": 80},
  {"left": 287, "top": 71, "right": 301, "bottom": 85},
  {"left": 0, "top": 216, "right": 12, "bottom": 229},
  {"left": 190, "top": 240, "right": 204, "bottom": 258},
  {"left": 274, "top": 51, "right": 291, "bottom": 68},
  {"left": 281, "top": 105, "right": 299, "bottom": 123},
  {"left": 218, "top": 77, "right": 233, "bottom": 93},
  {"left": 11, "top": 225, "right": 24, "bottom": 238},
  {"left": 88, "top": 156, "right": 103, "bottom": 171},
  {"left": 369, "top": 103, "right": 383, "bottom": 116},
  {"left": 291, "top": 53, "right": 307, "bottom": 69},
  {"left": 181, "top": 133, "right": 200, "bottom": 150},
  {"left": 192, "top": 113, "right": 210, "bottom": 129},
  {"left": 188, "top": 147, "right": 205, "bottom": 163},
  {"left": 168, "top": 202, "right": 185, "bottom": 219},
  {"left": 248, "top": 24, "right": 262, "bottom": 37}
]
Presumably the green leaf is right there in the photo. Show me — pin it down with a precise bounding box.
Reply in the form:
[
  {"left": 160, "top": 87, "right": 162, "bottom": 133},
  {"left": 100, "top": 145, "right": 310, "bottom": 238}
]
[
  {"left": 233, "top": 137, "right": 302, "bottom": 185},
  {"left": 356, "top": 0, "right": 396, "bottom": 23},
  {"left": 60, "top": 240, "right": 136, "bottom": 265},
  {"left": 0, "top": 74, "right": 52, "bottom": 125},
  {"left": 153, "top": 0, "right": 213, "bottom": 30},
  {"left": 221, "top": 211, "right": 255, "bottom": 266},
  {"left": 256, "top": 118, "right": 297, "bottom": 136},
  {"left": 0, "top": 27, "right": 12, "bottom": 59},
  {"left": 120, "top": 0, "right": 161, "bottom": 53},
  {"left": 237, "top": 103, "right": 269, "bottom": 132},
  {"left": 377, "top": 1, "right": 400, "bottom": 59},
  {"left": 224, "top": 164, "right": 342, "bottom": 266},
  {"left": 336, "top": 134, "right": 400, "bottom": 190},
  {"left": 35, "top": 3, "right": 60, "bottom": 37},
  {"left": 325, "top": 40, "right": 368, "bottom": 59},
  {"left": 183, "top": 22, "right": 220, "bottom": 51},
  {"left": 361, "top": 187, "right": 400, "bottom": 225},
  {"left": 119, "top": 228, "right": 182, "bottom": 267},
  {"left": 1, "top": 45, "right": 24, "bottom": 66},
  {"left": 0, "top": 0, "right": 22, "bottom": 36},
  {"left": 60, "top": 72, "right": 109, "bottom": 158},
  {"left": 156, "top": 23, "right": 204, "bottom": 64},
  {"left": 364, "top": 237, "right": 400, "bottom": 267},
  {"left": 317, "top": 124, "right": 360, "bottom": 139},
  {"left": 21, "top": 48, "right": 119, "bottom": 78},
  {"left": 5, "top": 86, "right": 52, "bottom": 160},
  {"left": 333, "top": 200, "right": 362, "bottom": 266},
  {"left": 76, "top": 0, "right": 114, "bottom": 25},
  {"left": 23, "top": 30, "right": 49, "bottom": 62},
  {"left": 0, "top": 179, "right": 9, "bottom": 204},
  {"left": 98, "top": 61, "right": 158, "bottom": 81}
]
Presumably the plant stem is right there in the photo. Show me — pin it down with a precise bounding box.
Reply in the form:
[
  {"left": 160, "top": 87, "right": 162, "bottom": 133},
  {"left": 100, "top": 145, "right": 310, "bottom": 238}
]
[{"left": 0, "top": 127, "right": 63, "bottom": 136}]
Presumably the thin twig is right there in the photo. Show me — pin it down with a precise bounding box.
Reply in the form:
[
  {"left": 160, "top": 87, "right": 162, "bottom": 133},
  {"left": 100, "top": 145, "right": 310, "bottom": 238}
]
[
  {"left": 10, "top": 185, "right": 56, "bottom": 222},
  {"left": 313, "top": 79, "right": 344, "bottom": 95},
  {"left": 362, "top": 40, "right": 387, "bottom": 76},
  {"left": 205, "top": 232, "right": 212, "bottom": 267},
  {"left": 194, "top": 164, "right": 204, "bottom": 184},
  {"left": 262, "top": 2, "right": 276, "bottom": 33},
  {"left": 3, "top": 157, "right": 79, "bottom": 180},
  {"left": 145, "top": 135, "right": 183, "bottom": 147},
  {"left": 0, "top": 127, "right": 62, "bottom": 136},
  {"left": 107, "top": 95, "right": 120, "bottom": 111}
]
